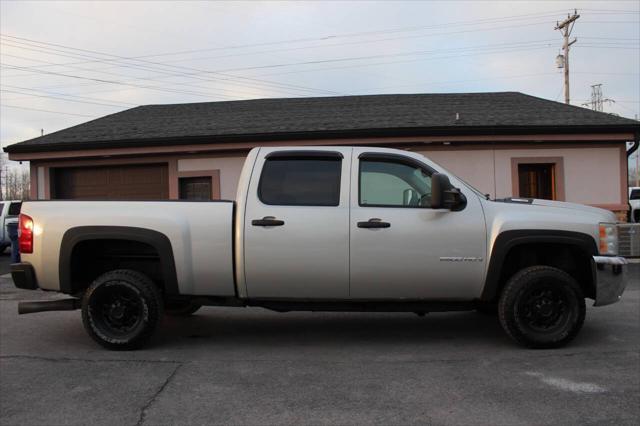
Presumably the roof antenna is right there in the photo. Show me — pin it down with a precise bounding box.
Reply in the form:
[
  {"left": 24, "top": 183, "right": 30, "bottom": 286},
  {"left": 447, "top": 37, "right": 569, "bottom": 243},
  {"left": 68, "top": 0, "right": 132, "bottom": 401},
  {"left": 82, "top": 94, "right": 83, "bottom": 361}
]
[{"left": 41, "top": 129, "right": 44, "bottom": 136}]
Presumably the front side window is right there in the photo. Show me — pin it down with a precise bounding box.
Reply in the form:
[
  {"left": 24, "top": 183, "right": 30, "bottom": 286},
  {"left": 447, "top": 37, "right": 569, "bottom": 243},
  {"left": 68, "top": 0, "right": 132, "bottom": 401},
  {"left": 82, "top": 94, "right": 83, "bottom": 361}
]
[
  {"left": 259, "top": 157, "right": 341, "bottom": 206},
  {"left": 360, "top": 159, "right": 432, "bottom": 207}
]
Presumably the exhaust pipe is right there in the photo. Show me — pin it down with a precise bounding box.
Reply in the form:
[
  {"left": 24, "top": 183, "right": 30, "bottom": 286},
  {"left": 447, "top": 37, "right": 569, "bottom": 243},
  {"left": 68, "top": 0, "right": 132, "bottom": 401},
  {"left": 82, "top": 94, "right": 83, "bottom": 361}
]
[{"left": 18, "top": 298, "right": 80, "bottom": 315}]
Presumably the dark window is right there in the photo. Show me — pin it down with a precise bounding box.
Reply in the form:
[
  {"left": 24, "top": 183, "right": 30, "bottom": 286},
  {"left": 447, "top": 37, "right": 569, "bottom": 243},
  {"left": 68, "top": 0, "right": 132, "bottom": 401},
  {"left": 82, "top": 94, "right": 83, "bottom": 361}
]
[
  {"left": 631, "top": 189, "right": 640, "bottom": 200},
  {"left": 360, "top": 159, "right": 432, "bottom": 207},
  {"left": 7, "top": 202, "right": 22, "bottom": 216},
  {"left": 518, "top": 163, "right": 555, "bottom": 200},
  {"left": 259, "top": 158, "right": 341, "bottom": 206},
  {"left": 179, "top": 177, "right": 212, "bottom": 200},
  {"left": 0, "top": 203, "right": 4, "bottom": 215}
]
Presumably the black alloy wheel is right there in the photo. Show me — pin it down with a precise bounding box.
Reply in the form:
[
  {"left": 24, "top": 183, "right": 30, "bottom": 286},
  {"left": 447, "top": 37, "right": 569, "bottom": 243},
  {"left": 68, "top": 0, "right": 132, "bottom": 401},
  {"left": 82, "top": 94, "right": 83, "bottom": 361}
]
[{"left": 82, "top": 269, "right": 163, "bottom": 350}]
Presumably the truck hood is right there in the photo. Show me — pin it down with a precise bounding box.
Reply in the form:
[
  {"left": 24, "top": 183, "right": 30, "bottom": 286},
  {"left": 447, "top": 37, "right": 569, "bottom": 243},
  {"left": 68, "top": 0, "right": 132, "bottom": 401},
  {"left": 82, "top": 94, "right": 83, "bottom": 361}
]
[
  {"left": 530, "top": 199, "right": 611, "bottom": 216},
  {"left": 493, "top": 198, "right": 617, "bottom": 222}
]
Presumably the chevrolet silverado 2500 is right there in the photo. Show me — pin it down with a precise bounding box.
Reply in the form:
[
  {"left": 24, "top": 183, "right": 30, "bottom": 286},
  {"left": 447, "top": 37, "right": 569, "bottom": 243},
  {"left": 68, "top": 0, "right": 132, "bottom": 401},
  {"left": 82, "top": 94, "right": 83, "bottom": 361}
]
[{"left": 11, "top": 147, "right": 628, "bottom": 350}]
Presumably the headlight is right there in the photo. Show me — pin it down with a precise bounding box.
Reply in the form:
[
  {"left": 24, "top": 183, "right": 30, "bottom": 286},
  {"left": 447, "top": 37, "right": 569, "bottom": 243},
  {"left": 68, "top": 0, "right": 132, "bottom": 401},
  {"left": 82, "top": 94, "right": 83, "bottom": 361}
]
[{"left": 599, "top": 223, "right": 618, "bottom": 255}]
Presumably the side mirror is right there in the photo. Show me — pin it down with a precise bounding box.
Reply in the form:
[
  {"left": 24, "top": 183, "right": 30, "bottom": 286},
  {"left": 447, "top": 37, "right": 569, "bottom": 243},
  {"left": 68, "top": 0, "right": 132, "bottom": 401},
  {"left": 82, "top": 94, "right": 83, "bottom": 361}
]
[
  {"left": 431, "top": 173, "right": 467, "bottom": 211},
  {"left": 402, "top": 188, "right": 418, "bottom": 206}
]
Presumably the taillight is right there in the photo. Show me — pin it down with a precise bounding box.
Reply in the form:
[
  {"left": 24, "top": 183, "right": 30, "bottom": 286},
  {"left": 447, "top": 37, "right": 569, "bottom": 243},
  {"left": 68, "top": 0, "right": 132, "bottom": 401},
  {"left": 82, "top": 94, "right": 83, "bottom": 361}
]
[{"left": 19, "top": 214, "right": 34, "bottom": 254}]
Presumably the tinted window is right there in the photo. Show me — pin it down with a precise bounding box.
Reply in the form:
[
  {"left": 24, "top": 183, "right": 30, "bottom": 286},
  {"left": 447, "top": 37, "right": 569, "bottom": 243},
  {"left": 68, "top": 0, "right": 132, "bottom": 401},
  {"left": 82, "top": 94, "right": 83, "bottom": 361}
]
[
  {"left": 7, "top": 202, "right": 22, "bottom": 216},
  {"left": 259, "top": 158, "right": 341, "bottom": 206},
  {"left": 631, "top": 189, "right": 640, "bottom": 200},
  {"left": 360, "top": 160, "right": 431, "bottom": 207},
  {"left": 0, "top": 203, "right": 4, "bottom": 215}
]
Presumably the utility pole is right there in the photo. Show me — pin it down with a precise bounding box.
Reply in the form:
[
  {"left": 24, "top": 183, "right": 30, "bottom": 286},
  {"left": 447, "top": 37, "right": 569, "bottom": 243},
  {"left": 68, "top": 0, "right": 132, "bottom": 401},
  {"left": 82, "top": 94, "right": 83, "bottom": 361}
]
[{"left": 555, "top": 10, "right": 580, "bottom": 104}]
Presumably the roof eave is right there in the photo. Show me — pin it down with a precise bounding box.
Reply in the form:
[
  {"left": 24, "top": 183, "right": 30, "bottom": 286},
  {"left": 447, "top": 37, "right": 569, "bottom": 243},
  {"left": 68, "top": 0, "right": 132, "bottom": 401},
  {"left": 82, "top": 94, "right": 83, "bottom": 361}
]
[{"left": 5, "top": 123, "right": 640, "bottom": 154}]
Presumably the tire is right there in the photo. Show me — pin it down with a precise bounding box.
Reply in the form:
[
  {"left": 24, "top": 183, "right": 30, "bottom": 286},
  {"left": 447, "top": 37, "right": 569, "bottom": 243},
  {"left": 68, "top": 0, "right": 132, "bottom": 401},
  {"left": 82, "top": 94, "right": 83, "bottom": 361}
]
[
  {"left": 498, "top": 266, "right": 585, "bottom": 349},
  {"left": 81, "top": 269, "right": 163, "bottom": 350},
  {"left": 165, "top": 301, "right": 201, "bottom": 316}
]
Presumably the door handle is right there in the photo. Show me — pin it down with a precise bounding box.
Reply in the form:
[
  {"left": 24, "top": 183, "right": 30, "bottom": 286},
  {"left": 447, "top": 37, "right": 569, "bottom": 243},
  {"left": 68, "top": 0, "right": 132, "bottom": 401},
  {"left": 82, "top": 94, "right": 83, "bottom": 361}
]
[
  {"left": 252, "top": 216, "right": 285, "bottom": 227},
  {"left": 357, "top": 218, "right": 391, "bottom": 229}
]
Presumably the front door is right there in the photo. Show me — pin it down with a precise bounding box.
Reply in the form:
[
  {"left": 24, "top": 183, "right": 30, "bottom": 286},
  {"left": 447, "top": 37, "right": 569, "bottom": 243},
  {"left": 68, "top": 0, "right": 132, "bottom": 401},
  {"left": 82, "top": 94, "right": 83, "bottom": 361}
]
[
  {"left": 243, "top": 148, "right": 352, "bottom": 299},
  {"left": 349, "top": 149, "right": 487, "bottom": 300}
]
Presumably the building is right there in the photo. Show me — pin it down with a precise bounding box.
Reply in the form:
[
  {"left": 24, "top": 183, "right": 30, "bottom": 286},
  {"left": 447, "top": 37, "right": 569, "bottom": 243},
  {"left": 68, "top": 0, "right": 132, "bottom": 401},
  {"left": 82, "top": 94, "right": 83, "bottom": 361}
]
[{"left": 5, "top": 92, "right": 640, "bottom": 220}]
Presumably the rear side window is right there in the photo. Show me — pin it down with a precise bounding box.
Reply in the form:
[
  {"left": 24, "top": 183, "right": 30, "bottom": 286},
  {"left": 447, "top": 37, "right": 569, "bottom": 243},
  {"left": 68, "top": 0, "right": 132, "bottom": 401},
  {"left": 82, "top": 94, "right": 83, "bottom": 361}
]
[
  {"left": 259, "top": 157, "right": 341, "bottom": 206},
  {"left": 7, "top": 202, "right": 22, "bottom": 216}
]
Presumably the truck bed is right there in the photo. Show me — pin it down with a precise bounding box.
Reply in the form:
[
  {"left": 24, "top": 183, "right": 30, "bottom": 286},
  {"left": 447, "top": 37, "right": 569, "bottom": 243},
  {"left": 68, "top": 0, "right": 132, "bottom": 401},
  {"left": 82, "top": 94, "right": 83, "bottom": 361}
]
[{"left": 20, "top": 200, "right": 236, "bottom": 296}]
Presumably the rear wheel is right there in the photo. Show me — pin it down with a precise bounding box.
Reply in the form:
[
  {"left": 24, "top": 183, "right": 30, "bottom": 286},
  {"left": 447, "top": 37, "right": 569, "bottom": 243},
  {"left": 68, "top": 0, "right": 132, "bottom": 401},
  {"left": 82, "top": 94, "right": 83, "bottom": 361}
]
[
  {"left": 81, "top": 269, "right": 163, "bottom": 350},
  {"left": 498, "top": 266, "right": 585, "bottom": 349},
  {"left": 165, "top": 300, "right": 202, "bottom": 316}
]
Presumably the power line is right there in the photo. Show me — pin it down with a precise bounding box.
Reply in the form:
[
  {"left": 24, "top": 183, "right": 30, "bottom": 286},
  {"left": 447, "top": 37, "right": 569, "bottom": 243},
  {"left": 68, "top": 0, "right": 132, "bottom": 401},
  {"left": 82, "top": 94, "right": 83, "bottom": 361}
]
[
  {"left": 0, "top": 34, "right": 344, "bottom": 97},
  {"left": 0, "top": 104, "right": 97, "bottom": 117},
  {"left": 0, "top": 62, "right": 248, "bottom": 100},
  {"left": 0, "top": 50, "right": 269, "bottom": 100},
  {"left": 0, "top": 86, "right": 135, "bottom": 108},
  {"left": 0, "top": 20, "right": 556, "bottom": 78},
  {"left": 252, "top": 46, "right": 554, "bottom": 78},
  {"left": 17, "top": 9, "right": 569, "bottom": 64},
  {"left": 0, "top": 39, "right": 328, "bottom": 98},
  {"left": 0, "top": 37, "right": 560, "bottom": 99}
]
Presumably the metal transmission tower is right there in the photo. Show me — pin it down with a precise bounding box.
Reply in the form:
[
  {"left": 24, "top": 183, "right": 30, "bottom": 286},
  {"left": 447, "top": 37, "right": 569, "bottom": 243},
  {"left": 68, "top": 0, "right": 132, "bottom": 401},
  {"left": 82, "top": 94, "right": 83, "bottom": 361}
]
[
  {"left": 555, "top": 10, "right": 580, "bottom": 104},
  {"left": 581, "top": 84, "right": 615, "bottom": 112}
]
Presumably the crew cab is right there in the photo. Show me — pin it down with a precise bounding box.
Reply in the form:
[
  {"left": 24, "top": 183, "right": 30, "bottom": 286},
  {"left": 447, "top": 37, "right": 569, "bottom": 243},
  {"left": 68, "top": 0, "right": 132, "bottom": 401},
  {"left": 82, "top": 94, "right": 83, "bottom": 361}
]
[{"left": 11, "top": 147, "right": 628, "bottom": 350}]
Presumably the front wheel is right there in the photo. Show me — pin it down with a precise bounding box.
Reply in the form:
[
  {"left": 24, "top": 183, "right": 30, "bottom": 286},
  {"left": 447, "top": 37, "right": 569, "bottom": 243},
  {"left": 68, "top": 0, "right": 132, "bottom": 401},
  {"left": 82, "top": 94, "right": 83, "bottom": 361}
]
[
  {"left": 498, "top": 266, "right": 585, "bottom": 349},
  {"left": 81, "top": 269, "right": 163, "bottom": 350}
]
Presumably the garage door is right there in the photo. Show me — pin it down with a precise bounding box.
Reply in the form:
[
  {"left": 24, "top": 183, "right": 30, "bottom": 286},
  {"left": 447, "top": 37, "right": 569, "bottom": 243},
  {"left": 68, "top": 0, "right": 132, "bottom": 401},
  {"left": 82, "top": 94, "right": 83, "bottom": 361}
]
[{"left": 52, "top": 164, "right": 169, "bottom": 200}]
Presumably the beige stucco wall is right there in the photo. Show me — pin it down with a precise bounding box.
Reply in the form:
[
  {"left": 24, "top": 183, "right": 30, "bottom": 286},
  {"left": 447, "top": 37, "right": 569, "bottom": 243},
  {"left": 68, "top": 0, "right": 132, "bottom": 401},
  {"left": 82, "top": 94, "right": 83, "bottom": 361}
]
[
  {"left": 30, "top": 142, "right": 627, "bottom": 214},
  {"left": 415, "top": 146, "right": 623, "bottom": 206},
  {"left": 177, "top": 156, "right": 247, "bottom": 200}
]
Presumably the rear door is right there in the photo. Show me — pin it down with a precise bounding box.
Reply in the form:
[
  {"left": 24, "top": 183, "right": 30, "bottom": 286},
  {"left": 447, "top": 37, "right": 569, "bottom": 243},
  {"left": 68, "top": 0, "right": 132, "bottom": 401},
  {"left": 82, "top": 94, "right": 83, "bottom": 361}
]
[{"left": 243, "top": 148, "right": 351, "bottom": 299}]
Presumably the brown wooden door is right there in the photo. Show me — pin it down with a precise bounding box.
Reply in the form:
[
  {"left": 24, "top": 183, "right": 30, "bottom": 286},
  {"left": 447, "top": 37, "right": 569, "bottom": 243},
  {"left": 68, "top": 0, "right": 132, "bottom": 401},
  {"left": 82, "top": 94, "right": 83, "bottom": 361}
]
[
  {"left": 53, "top": 164, "right": 169, "bottom": 200},
  {"left": 518, "top": 163, "right": 556, "bottom": 200}
]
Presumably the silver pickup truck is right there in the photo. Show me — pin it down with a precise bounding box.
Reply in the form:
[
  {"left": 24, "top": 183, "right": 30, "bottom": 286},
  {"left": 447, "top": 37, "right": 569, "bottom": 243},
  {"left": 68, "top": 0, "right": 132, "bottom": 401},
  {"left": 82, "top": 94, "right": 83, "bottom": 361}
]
[{"left": 12, "top": 146, "right": 627, "bottom": 350}]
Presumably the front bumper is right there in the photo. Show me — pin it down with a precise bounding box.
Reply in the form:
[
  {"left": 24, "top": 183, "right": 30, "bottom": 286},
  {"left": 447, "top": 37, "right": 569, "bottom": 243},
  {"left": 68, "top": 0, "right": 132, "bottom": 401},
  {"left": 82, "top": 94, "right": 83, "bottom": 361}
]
[
  {"left": 592, "top": 256, "right": 628, "bottom": 306},
  {"left": 11, "top": 263, "right": 38, "bottom": 290}
]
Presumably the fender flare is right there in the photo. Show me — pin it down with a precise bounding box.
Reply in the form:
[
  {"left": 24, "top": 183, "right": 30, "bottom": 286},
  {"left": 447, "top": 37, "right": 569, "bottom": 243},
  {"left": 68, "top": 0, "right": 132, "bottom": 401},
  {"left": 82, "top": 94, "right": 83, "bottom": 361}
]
[
  {"left": 59, "top": 226, "right": 179, "bottom": 295},
  {"left": 480, "top": 229, "right": 598, "bottom": 302}
]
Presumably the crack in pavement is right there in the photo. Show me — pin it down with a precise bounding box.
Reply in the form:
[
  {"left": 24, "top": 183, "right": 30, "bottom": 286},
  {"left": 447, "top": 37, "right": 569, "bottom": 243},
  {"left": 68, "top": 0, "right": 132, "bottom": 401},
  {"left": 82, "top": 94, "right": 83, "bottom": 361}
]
[
  {"left": 0, "top": 354, "right": 181, "bottom": 364},
  {"left": 136, "top": 363, "right": 183, "bottom": 426},
  {"left": 2, "top": 349, "right": 637, "bottom": 367}
]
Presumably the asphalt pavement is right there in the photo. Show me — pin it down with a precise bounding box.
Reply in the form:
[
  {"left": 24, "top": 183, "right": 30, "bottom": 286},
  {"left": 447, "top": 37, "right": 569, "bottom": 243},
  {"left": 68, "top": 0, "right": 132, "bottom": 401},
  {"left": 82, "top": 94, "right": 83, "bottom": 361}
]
[{"left": 0, "top": 253, "right": 638, "bottom": 425}]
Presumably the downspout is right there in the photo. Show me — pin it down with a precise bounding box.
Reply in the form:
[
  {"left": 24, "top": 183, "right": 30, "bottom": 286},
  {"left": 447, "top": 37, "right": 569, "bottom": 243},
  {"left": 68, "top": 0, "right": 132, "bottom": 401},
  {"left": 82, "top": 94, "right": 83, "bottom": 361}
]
[
  {"left": 625, "top": 132, "right": 640, "bottom": 220},
  {"left": 627, "top": 134, "right": 640, "bottom": 159}
]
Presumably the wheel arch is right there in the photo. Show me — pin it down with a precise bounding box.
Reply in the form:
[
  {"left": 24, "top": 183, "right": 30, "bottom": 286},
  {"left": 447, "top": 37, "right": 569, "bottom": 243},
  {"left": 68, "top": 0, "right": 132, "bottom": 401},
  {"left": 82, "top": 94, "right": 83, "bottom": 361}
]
[
  {"left": 481, "top": 230, "right": 598, "bottom": 302},
  {"left": 59, "top": 226, "right": 179, "bottom": 295}
]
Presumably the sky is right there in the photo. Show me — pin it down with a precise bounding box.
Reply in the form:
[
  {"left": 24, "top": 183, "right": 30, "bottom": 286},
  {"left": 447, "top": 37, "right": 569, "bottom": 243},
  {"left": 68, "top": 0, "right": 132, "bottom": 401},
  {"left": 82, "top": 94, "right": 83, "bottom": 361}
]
[{"left": 0, "top": 0, "right": 639, "bottom": 169}]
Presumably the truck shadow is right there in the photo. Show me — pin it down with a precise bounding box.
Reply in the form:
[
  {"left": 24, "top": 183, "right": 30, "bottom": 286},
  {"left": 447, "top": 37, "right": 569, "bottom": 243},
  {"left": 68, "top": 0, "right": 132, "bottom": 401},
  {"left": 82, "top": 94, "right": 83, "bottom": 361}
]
[
  {"left": 150, "top": 308, "right": 614, "bottom": 352},
  {"left": 155, "top": 309, "right": 513, "bottom": 349}
]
